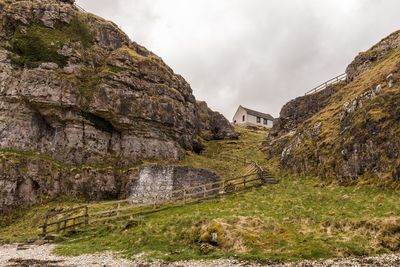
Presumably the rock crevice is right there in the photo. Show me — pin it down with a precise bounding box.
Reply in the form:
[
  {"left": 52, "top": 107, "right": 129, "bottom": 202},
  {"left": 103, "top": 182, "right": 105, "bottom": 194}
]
[{"left": 0, "top": 0, "right": 237, "bottom": 212}]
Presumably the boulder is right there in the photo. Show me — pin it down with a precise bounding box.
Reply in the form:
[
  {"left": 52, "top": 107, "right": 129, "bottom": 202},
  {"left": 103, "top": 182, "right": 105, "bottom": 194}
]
[{"left": 196, "top": 101, "right": 239, "bottom": 140}]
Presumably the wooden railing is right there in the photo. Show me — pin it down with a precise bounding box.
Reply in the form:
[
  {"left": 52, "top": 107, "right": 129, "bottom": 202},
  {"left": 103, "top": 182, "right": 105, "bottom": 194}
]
[
  {"left": 305, "top": 73, "right": 347, "bottom": 95},
  {"left": 88, "top": 162, "right": 274, "bottom": 224},
  {"left": 74, "top": 3, "right": 86, "bottom": 12},
  {"left": 39, "top": 206, "right": 88, "bottom": 237},
  {"left": 39, "top": 162, "right": 278, "bottom": 235}
]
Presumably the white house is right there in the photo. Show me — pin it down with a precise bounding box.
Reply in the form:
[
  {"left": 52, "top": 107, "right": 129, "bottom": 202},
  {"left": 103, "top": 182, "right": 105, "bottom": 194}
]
[{"left": 232, "top": 106, "right": 274, "bottom": 128}]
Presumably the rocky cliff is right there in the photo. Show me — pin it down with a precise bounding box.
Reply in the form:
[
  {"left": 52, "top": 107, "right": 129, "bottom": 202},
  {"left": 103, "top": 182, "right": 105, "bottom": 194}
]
[
  {"left": 0, "top": 0, "right": 236, "bottom": 212},
  {"left": 264, "top": 30, "right": 400, "bottom": 184}
]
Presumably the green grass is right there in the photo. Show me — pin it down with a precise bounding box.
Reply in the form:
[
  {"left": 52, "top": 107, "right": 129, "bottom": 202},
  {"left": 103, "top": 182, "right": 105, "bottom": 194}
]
[
  {"left": 1, "top": 128, "right": 400, "bottom": 262},
  {"left": 0, "top": 197, "right": 85, "bottom": 244},
  {"left": 51, "top": 176, "right": 400, "bottom": 261},
  {"left": 10, "top": 17, "right": 94, "bottom": 68},
  {"left": 180, "top": 127, "right": 269, "bottom": 180},
  {"left": 277, "top": 48, "right": 400, "bottom": 182},
  {"left": 76, "top": 65, "right": 123, "bottom": 102}
]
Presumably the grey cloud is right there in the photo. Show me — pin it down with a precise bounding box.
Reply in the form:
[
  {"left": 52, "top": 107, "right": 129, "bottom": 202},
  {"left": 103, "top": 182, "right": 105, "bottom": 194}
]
[{"left": 77, "top": 0, "right": 400, "bottom": 119}]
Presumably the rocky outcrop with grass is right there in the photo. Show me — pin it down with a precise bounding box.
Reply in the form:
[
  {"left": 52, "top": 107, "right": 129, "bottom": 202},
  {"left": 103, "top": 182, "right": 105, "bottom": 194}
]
[
  {"left": 0, "top": 0, "right": 236, "bottom": 212},
  {"left": 264, "top": 30, "right": 400, "bottom": 184}
]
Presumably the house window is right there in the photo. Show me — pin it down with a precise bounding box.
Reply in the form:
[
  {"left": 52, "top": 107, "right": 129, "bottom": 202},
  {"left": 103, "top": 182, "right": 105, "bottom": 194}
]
[
  {"left": 263, "top": 118, "right": 268, "bottom": 125},
  {"left": 256, "top": 117, "right": 261, "bottom": 123},
  {"left": 242, "top": 115, "right": 245, "bottom": 122}
]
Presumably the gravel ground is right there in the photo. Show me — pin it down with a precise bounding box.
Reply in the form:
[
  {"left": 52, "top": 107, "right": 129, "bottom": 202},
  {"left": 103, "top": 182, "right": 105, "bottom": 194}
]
[{"left": 1, "top": 244, "right": 400, "bottom": 267}]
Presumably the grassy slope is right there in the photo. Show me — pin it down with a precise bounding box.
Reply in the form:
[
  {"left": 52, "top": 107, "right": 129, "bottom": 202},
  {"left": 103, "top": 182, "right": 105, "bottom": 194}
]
[
  {"left": 1, "top": 128, "right": 400, "bottom": 262},
  {"left": 0, "top": 197, "right": 86, "bottom": 243},
  {"left": 286, "top": 48, "right": 400, "bottom": 181}
]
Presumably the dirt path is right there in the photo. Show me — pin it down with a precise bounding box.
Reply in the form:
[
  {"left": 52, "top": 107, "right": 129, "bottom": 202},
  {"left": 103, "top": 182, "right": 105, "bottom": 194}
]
[{"left": 1, "top": 244, "right": 400, "bottom": 267}]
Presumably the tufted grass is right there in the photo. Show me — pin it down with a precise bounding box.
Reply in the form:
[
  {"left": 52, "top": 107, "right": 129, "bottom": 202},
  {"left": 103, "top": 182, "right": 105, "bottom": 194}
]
[
  {"left": 2, "top": 128, "right": 400, "bottom": 262},
  {"left": 0, "top": 197, "right": 85, "bottom": 244},
  {"left": 180, "top": 127, "right": 270, "bottom": 180},
  {"left": 10, "top": 17, "right": 94, "bottom": 68},
  {"left": 53, "top": 175, "right": 400, "bottom": 262}
]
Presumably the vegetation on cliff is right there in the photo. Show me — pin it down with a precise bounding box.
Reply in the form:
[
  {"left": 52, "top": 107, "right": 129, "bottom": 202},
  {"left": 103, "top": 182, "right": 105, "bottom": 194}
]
[
  {"left": 0, "top": 0, "right": 238, "bottom": 213},
  {"left": 2, "top": 128, "right": 400, "bottom": 262},
  {"left": 10, "top": 17, "right": 93, "bottom": 68},
  {"left": 265, "top": 32, "right": 400, "bottom": 185}
]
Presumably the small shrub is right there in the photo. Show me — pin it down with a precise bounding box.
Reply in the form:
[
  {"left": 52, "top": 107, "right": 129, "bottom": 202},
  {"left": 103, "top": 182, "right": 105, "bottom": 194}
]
[
  {"left": 76, "top": 68, "right": 102, "bottom": 101},
  {"left": 11, "top": 26, "right": 68, "bottom": 68},
  {"left": 76, "top": 65, "right": 122, "bottom": 102},
  {"left": 66, "top": 17, "right": 94, "bottom": 49},
  {"left": 10, "top": 17, "right": 94, "bottom": 68}
]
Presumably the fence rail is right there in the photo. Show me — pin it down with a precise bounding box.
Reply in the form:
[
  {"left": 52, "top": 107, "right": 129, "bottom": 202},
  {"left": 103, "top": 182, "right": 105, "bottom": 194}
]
[
  {"left": 39, "top": 161, "right": 278, "bottom": 236},
  {"left": 88, "top": 166, "right": 267, "bottom": 224},
  {"left": 305, "top": 73, "right": 347, "bottom": 95},
  {"left": 40, "top": 206, "right": 88, "bottom": 237},
  {"left": 74, "top": 3, "right": 86, "bottom": 12}
]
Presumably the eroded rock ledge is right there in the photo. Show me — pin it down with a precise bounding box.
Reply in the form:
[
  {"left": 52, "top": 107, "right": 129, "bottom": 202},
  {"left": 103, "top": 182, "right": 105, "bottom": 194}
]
[
  {"left": 264, "top": 30, "right": 400, "bottom": 182},
  {"left": 0, "top": 0, "right": 237, "bottom": 212}
]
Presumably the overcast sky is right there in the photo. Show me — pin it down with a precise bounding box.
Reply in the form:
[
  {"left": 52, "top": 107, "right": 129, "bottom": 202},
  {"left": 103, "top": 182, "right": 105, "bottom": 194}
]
[{"left": 77, "top": 0, "right": 400, "bottom": 119}]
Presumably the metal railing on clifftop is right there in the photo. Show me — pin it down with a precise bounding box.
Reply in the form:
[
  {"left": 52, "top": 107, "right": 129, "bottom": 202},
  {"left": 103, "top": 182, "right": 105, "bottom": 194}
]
[
  {"left": 305, "top": 73, "right": 348, "bottom": 95},
  {"left": 74, "top": 3, "right": 86, "bottom": 12}
]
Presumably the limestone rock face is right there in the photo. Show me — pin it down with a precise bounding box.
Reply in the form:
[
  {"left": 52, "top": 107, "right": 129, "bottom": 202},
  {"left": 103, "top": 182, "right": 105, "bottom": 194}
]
[
  {"left": 0, "top": 0, "right": 236, "bottom": 212},
  {"left": 264, "top": 30, "right": 400, "bottom": 183},
  {"left": 346, "top": 30, "right": 400, "bottom": 81},
  {"left": 196, "top": 101, "right": 239, "bottom": 141},
  {"left": 264, "top": 84, "right": 341, "bottom": 163}
]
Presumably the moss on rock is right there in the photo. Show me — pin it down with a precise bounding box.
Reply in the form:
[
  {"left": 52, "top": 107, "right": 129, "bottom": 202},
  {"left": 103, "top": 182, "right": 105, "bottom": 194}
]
[{"left": 10, "top": 17, "right": 94, "bottom": 68}]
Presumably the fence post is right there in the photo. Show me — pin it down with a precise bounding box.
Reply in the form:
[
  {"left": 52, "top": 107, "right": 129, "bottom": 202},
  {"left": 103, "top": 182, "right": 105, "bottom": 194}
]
[
  {"left": 117, "top": 203, "right": 121, "bottom": 217},
  {"left": 42, "top": 215, "right": 49, "bottom": 237},
  {"left": 153, "top": 195, "right": 158, "bottom": 209},
  {"left": 85, "top": 206, "right": 89, "bottom": 225},
  {"left": 203, "top": 185, "right": 207, "bottom": 198}
]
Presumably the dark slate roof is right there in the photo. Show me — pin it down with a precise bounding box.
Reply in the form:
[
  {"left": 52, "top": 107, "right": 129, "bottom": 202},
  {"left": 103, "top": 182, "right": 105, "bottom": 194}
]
[{"left": 241, "top": 106, "right": 275, "bottom": 121}]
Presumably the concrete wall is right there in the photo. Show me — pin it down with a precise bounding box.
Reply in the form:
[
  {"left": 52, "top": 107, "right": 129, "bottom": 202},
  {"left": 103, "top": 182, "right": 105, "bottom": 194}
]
[{"left": 129, "top": 165, "right": 220, "bottom": 204}]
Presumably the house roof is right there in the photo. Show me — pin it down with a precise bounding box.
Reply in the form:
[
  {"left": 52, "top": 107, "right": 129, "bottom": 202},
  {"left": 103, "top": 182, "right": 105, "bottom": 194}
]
[{"left": 241, "top": 106, "right": 275, "bottom": 121}]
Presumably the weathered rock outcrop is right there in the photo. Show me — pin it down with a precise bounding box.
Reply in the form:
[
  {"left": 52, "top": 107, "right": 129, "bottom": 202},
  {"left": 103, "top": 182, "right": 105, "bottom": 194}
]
[
  {"left": 264, "top": 83, "right": 342, "bottom": 162},
  {"left": 346, "top": 30, "right": 400, "bottom": 81},
  {"left": 264, "top": 30, "right": 400, "bottom": 183},
  {"left": 0, "top": 0, "right": 236, "bottom": 212},
  {"left": 196, "top": 101, "right": 240, "bottom": 141}
]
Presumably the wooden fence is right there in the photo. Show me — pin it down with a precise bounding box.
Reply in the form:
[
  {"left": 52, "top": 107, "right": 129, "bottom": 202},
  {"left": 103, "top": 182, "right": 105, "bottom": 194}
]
[
  {"left": 305, "top": 73, "right": 347, "bottom": 95},
  {"left": 39, "top": 162, "right": 277, "bottom": 236},
  {"left": 74, "top": 3, "right": 86, "bottom": 12},
  {"left": 39, "top": 206, "right": 88, "bottom": 237}
]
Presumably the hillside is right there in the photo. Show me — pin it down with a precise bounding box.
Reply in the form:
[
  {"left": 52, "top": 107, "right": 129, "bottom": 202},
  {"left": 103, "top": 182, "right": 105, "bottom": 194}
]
[
  {"left": 2, "top": 1, "right": 400, "bottom": 265},
  {"left": 264, "top": 30, "right": 400, "bottom": 184},
  {"left": 2, "top": 128, "right": 400, "bottom": 262},
  {"left": 0, "top": 0, "right": 237, "bottom": 213}
]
